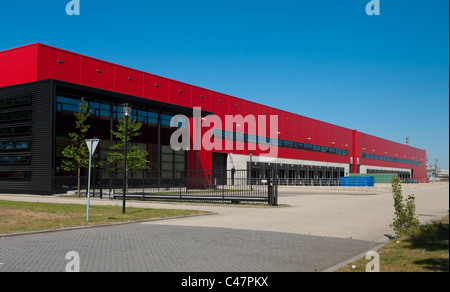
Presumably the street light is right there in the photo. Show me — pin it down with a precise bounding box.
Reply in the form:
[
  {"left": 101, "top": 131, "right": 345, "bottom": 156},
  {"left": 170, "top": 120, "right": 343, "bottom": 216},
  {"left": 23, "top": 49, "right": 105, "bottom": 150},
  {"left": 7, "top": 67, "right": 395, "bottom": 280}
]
[{"left": 122, "top": 103, "right": 132, "bottom": 214}]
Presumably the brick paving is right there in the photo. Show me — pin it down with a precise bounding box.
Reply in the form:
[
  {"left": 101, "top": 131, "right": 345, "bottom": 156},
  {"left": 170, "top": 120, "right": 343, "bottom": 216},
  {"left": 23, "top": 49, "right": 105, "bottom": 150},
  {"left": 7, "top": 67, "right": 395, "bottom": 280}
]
[
  {"left": 0, "top": 222, "right": 378, "bottom": 272},
  {"left": 1, "top": 184, "right": 447, "bottom": 272}
]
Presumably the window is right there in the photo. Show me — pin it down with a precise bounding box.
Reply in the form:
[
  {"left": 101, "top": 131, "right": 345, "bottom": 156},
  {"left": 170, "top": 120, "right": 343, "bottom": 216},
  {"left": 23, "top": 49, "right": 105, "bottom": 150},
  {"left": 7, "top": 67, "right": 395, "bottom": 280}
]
[
  {"left": 148, "top": 110, "right": 158, "bottom": 125},
  {"left": 225, "top": 131, "right": 233, "bottom": 140},
  {"left": 362, "top": 152, "right": 421, "bottom": 166},
  {"left": 0, "top": 171, "right": 31, "bottom": 180},
  {"left": 212, "top": 129, "right": 222, "bottom": 139},
  {"left": 100, "top": 103, "right": 111, "bottom": 119},
  {"left": 0, "top": 126, "right": 31, "bottom": 137},
  {"left": 247, "top": 134, "right": 257, "bottom": 144},
  {"left": 86, "top": 98, "right": 111, "bottom": 120},
  {"left": 0, "top": 96, "right": 31, "bottom": 108},
  {"left": 161, "top": 145, "right": 174, "bottom": 172},
  {"left": 161, "top": 112, "right": 173, "bottom": 127},
  {"left": 0, "top": 110, "right": 31, "bottom": 122},
  {"left": 57, "top": 96, "right": 80, "bottom": 113},
  {"left": 174, "top": 150, "right": 185, "bottom": 174},
  {"left": 0, "top": 141, "right": 31, "bottom": 151},
  {"left": 87, "top": 99, "right": 100, "bottom": 117},
  {"left": 202, "top": 129, "right": 349, "bottom": 157},
  {"left": 235, "top": 132, "right": 244, "bottom": 142},
  {"left": 284, "top": 140, "right": 294, "bottom": 148},
  {"left": 113, "top": 104, "right": 123, "bottom": 119},
  {"left": 133, "top": 107, "right": 148, "bottom": 124},
  {"left": 0, "top": 155, "right": 31, "bottom": 165},
  {"left": 161, "top": 145, "right": 186, "bottom": 174}
]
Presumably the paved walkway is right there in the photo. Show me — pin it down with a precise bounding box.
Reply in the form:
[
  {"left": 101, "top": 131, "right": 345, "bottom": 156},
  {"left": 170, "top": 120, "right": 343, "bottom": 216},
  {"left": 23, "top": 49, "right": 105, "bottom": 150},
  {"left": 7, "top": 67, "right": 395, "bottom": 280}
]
[
  {"left": 0, "top": 183, "right": 448, "bottom": 272},
  {"left": 0, "top": 222, "right": 380, "bottom": 272}
]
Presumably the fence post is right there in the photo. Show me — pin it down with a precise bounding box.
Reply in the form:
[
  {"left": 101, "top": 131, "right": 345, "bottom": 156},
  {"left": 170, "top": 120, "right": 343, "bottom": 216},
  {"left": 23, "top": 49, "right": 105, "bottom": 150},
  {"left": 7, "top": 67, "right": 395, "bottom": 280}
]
[
  {"left": 99, "top": 181, "right": 103, "bottom": 199},
  {"left": 142, "top": 171, "right": 145, "bottom": 198},
  {"left": 268, "top": 167, "right": 273, "bottom": 205},
  {"left": 271, "top": 168, "right": 278, "bottom": 206},
  {"left": 222, "top": 171, "right": 225, "bottom": 203},
  {"left": 273, "top": 170, "right": 278, "bottom": 206}
]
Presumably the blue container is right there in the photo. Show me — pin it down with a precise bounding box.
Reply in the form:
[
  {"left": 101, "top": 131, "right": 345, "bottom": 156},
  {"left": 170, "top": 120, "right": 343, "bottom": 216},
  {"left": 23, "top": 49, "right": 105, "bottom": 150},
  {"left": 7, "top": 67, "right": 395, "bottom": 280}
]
[{"left": 340, "top": 177, "right": 374, "bottom": 187}]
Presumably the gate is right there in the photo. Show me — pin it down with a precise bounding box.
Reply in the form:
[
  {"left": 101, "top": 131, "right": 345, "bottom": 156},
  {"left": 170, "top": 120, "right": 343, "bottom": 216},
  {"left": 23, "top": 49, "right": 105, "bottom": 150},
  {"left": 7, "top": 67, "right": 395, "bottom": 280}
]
[
  {"left": 111, "top": 169, "right": 278, "bottom": 205},
  {"left": 54, "top": 169, "right": 278, "bottom": 206}
]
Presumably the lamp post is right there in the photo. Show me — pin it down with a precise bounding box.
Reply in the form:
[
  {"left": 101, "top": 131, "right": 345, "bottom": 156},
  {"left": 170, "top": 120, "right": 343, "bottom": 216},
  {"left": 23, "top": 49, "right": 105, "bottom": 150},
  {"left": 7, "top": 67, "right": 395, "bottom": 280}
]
[{"left": 122, "top": 103, "right": 131, "bottom": 214}]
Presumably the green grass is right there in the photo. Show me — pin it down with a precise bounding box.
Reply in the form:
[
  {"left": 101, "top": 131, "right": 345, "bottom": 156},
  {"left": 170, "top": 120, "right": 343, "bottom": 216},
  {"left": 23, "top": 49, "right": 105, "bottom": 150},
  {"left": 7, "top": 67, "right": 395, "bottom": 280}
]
[
  {"left": 0, "top": 200, "right": 208, "bottom": 235},
  {"left": 338, "top": 216, "right": 449, "bottom": 272}
]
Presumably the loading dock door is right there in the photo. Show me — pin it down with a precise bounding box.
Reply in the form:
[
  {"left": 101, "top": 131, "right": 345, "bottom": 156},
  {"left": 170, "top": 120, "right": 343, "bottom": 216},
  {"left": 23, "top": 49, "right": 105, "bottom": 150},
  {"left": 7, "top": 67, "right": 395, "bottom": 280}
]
[{"left": 212, "top": 153, "right": 227, "bottom": 185}]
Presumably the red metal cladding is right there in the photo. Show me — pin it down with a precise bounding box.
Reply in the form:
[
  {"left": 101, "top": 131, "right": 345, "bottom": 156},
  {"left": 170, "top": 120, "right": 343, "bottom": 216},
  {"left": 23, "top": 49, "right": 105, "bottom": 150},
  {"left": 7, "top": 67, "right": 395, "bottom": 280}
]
[
  {"left": 211, "top": 92, "right": 229, "bottom": 119},
  {"left": 39, "top": 45, "right": 82, "bottom": 84},
  {"left": 353, "top": 130, "right": 358, "bottom": 174},
  {"left": 144, "top": 73, "right": 169, "bottom": 103},
  {"left": 115, "top": 66, "right": 144, "bottom": 97},
  {"left": 169, "top": 80, "right": 192, "bottom": 108},
  {"left": 357, "top": 132, "right": 427, "bottom": 179},
  {"left": 0, "top": 43, "right": 428, "bottom": 180},
  {"left": 191, "top": 86, "right": 212, "bottom": 112},
  {"left": 81, "top": 57, "right": 115, "bottom": 92},
  {"left": 0, "top": 44, "right": 38, "bottom": 87}
]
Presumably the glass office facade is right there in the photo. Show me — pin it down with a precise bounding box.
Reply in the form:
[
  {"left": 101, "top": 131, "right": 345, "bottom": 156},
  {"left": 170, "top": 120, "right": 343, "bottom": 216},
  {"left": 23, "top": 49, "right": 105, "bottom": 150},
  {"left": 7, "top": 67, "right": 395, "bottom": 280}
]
[
  {"left": 0, "top": 95, "right": 33, "bottom": 181},
  {"left": 55, "top": 92, "right": 186, "bottom": 180}
]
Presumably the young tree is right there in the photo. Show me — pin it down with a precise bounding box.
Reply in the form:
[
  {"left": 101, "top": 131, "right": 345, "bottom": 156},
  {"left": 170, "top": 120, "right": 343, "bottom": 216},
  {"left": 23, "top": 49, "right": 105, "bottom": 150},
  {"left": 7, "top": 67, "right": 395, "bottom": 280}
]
[
  {"left": 107, "top": 117, "right": 150, "bottom": 190},
  {"left": 390, "top": 176, "right": 420, "bottom": 235},
  {"left": 61, "top": 98, "right": 101, "bottom": 197}
]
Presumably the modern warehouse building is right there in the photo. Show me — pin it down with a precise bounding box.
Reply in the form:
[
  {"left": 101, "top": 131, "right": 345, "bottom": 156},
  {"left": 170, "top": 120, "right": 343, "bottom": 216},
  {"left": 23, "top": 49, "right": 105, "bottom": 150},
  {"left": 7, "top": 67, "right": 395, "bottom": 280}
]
[{"left": 0, "top": 43, "right": 428, "bottom": 195}]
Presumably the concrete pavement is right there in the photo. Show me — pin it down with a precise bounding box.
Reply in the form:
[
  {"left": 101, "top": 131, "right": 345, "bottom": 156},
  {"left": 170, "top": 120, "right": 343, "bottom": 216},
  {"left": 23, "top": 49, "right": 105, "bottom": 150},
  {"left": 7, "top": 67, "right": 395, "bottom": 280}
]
[{"left": 142, "top": 183, "right": 449, "bottom": 242}]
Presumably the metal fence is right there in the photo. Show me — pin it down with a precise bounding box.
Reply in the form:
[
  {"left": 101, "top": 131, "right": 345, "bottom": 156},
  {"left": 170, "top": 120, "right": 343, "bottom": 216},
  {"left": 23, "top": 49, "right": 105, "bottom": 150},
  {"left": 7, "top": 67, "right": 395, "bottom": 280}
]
[
  {"left": 53, "top": 169, "right": 278, "bottom": 205},
  {"left": 273, "top": 177, "right": 423, "bottom": 186},
  {"left": 274, "top": 177, "right": 373, "bottom": 187},
  {"left": 273, "top": 178, "right": 340, "bottom": 186},
  {"left": 52, "top": 170, "right": 425, "bottom": 204}
]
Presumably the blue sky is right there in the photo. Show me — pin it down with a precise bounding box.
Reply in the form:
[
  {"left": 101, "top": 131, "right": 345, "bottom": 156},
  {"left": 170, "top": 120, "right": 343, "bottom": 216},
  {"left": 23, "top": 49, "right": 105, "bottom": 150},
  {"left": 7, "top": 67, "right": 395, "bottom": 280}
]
[{"left": 1, "top": 0, "right": 448, "bottom": 168}]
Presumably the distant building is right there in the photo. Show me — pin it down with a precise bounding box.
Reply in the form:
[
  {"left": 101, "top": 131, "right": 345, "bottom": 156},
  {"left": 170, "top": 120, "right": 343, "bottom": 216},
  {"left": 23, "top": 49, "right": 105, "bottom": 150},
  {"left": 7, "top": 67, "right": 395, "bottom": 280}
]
[{"left": 438, "top": 169, "right": 449, "bottom": 181}]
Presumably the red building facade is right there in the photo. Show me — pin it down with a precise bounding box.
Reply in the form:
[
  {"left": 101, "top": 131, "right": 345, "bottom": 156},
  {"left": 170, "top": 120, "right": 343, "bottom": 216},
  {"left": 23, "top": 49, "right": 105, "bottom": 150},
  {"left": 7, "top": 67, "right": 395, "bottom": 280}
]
[{"left": 0, "top": 44, "right": 428, "bottom": 194}]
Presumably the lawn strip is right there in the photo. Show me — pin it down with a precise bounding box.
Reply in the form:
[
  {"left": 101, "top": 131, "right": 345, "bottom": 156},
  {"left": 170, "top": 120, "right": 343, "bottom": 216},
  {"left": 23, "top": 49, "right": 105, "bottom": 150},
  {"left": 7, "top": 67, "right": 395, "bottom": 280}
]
[{"left": 0, "top": 200, "right": 208, "bottom": 235}]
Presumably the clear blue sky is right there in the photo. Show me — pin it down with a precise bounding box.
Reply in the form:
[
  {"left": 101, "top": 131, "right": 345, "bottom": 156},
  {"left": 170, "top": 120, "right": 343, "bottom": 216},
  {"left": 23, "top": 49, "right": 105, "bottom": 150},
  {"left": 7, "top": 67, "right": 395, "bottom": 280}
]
[{"left": 1, "top": 0, "right": 448, "bottom": 168}]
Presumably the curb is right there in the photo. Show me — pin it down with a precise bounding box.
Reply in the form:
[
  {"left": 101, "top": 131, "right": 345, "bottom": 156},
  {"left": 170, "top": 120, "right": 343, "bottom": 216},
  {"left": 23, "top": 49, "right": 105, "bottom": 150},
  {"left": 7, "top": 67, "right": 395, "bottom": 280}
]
[
  {"left": 0, "top": 212, "right": 218, "bottom": 238},
  {"left": 322, "top": 242, "right": 388, "bottom": 272}
]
